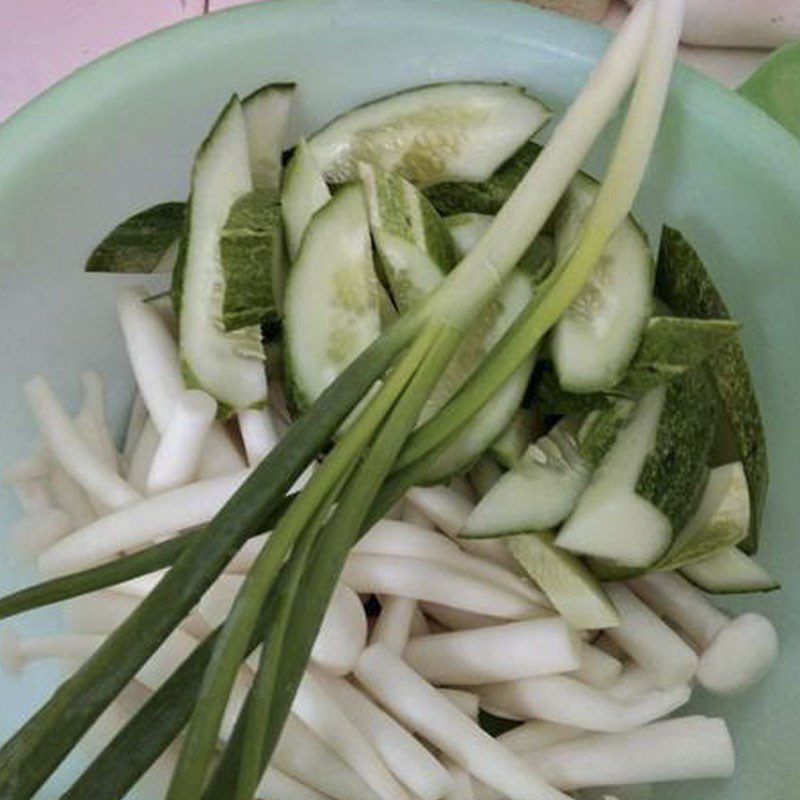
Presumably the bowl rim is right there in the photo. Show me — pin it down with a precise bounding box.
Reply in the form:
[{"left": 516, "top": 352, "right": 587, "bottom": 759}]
[{"left": 0, "top": 0, "right": 798, "bottom": 189}]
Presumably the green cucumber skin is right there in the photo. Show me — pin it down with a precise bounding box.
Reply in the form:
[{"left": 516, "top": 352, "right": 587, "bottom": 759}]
[
  {"left": 425, "top": 141, "right": 541, "bottom": 216},
  {"left": 578, "top": 401, "right": 636, "bottom": 466},
  {"left": 87, "top": 202, "right": 185, "bottom": 274},
  {"left": 635, "top": 368, "right": 717, "bottom": 534},
  {"left": 219, "top": 188, "right": 284, "bottom": 331},
  {"left": 656, "top": 227, "right": 768, "bottom": 552}
]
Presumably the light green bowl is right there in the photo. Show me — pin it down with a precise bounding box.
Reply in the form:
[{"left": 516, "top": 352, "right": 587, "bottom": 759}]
[{"left": 0, "top": 1, "right": 798, "bottom": 797}]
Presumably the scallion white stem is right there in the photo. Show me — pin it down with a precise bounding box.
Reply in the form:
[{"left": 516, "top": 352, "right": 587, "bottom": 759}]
[
  {"left": 49, "top": 463, "right": 96, "bottom": 527},
  {"left": 146, "top": 389, "right": 218, "bottom": 494},
  {"left": 38, "top": 469, "right": 251, "bottom": 576},
  {"left": 24, "top": 376, "right": 140, "bottom": 510},
  {"left": 77, "top": 372, "right": 120, "bottom": 470},
  {"left": 12, "top": 508, "right": 73, "bottom": 557},
  {"left": 405, "top": 619, "right": 581, "bottom": 685},
  {"left": 355, "top": 644, "right": 571, "bottom": 800},
  {"left": 238, "top": 407, "right": 280, "bottom": 466},
  {"left": 126, "top": 419, "right": 160, "bottom": 492},
  {"left": 310, "top": 583, "right": 368, "bottom": 676}
]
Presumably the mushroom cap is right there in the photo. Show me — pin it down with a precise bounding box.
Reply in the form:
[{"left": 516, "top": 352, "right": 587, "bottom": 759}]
[{"left": 697, "top": 613, "right": 778, "bottom": 695}]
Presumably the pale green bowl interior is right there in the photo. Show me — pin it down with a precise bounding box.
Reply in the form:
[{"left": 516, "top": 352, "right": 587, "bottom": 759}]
[{"left": 0, "top": 1, "right": 798, "bottom": 797}]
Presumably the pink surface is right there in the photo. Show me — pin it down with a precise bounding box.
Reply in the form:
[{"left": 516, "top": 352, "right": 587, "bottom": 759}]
[{"left": 0, "top": 0, "right": 769, "bottom": 124}]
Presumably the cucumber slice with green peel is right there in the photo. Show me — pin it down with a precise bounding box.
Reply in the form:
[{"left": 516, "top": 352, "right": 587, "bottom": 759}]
[
  {"left": 464, "top": 403, "right": 633, "bottom": 539},
  {"left": 86, "top": 202, "right": 186, "bottom": 274},
  {"left": 219, "top": 188, "right": 284, "bottom": 330},
  {"left": 551, "top": 173, "right": 654, "bottom": 393},
  {"left": 538, "top": 317, "right": 741, "bottom": 415},
  {"left": 281, "top": 140, "right": 331, "bottom": 260},
  {"left": 425, "top": 140, "right": 541, "bottom": 216},
  {"left": 469, "top": 455, "right": 505, "bottom": 498},
  {"left": 307, "top": 83, "right": 550, "bottom": 186},
  {"left": 656, "top": 227, "right": 768, "bottom": 553},
  {"left": 178, "top": 96, "right": 267, "bottom": 413},
  {"left": 681, "top": 547, "right": 779, "bottom": 594},
  {"left": 241, "top": 83, "right": 295, "bottom": 191},
  {"left": 490, "top": 408, "right": 534, "bottom": 468},
  {"left": 283, "top": 184, "right": 380, "bottom": 411},
  {"left": 557, "top": 370, "right": 717, "bottom": 567},
  {"left": 444, "top": 212, "right": 492, "bottom": 255},
  {"left": 506, "top": 533, "right": 620, "bottom": 630},
  {"left": 654, "top": 462, "right": 750, "bottom": 572},
  {"left": 421, "top": 356, "right": 534, "bottom": 482},
  {"left": 359, "top": 162, "right": 456, "bottom": 311}
]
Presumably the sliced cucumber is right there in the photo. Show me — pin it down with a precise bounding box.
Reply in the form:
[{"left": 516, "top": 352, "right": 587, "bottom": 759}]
[
  {"left": 444, "top": 213, "right": 493, "bottom": 255},
  {"left": 464, "top": 403, "right": 633, "bottom": 538},
  {"left": 422, "top": 357, "right": 534, "bottom": 482},
  {"left": 283, "top": 184, "right": 380, "bottom": 411},
  {"left": 551, "top": 173, "right": 654, "bottom": 393},
  {"left": 681, "top": 547, "right": 779, "bottom": 594},
  {"left": 655, "top": 462, "right": 750, "bottom": 571},
  {"left": 178, "top": 97, "right": 267, "bottom": 413},
  {"left": 425, "top": 140, "right": 541, "bottom": 216},
  {"left": 307, "top": 83, "right": 550, "bottom": 186},
  {"left": 281, "top": 139, "right": 331, "bottom": 259},
  {"left": 241, "top": 83, "right": 294, "bottom": 191},
  {"left": 490, "top": 408, "right": 534, "bottom": 469},
  {"left": 469, "top": 456, "right": 505, "bottom": 498},
  {"left": 86, "top": 202, "right": 186, "bottom": 274},
  {"left": 557, "top": 370, "right": 717, "bottom": 567},
  {"left": 657, "top": 226, "right": 768, "bottom": 553},
  {"left": 219, "top": 188, "right": 283, "bottom": 330},
  {"left": 506, "top": 533, "right": 620, "bottom": 630},
  {"left": 359, "top": 162, "right": 455, "bottom": 311}
]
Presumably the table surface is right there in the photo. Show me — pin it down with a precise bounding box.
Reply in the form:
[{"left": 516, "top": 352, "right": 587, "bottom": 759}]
[{"left": 0, "top": 0, "right": 770, "bottom": 124}]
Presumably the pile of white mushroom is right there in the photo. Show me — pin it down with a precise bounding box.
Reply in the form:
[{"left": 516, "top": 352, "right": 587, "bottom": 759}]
[{"left": 2, "top": 288, "right": 779, "bottom": 800}]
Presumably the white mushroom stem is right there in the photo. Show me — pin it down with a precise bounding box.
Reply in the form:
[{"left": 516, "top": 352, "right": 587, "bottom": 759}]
[
  {"left": 497, "top": 721, "right": 585, "bottom": 754},
  {"left": 521, "top": 716, "right": 735, "bottom": 790},
  {"left": 49, "top": 464, "right": 96, "bottom": 527},
  {"left": 126, "top": 419, "right": 161, "bottom": 492},
  {"left": 146, "top": 390, "right": 218, "bottom": 494},
  {"left": 38, "top": 469, "right": 251, "bottom": 576},
  {"left": 354, "top": 644, "right": 571, "bottom": 800},
  {"left": 116, "top": 287, "right": 244, "bottom": 478},
  {"left": 341, "top": 555, "right": 540, "bottom": 619},
  {"left": 13, "top": 508, "right": 73, "bottom": 557},
  {"left": 310, "top": 584, "right": 368, "bottom": 675},
  {"left": 448, "top": 475, "right": 476, "bottom": 502},
  {"left": 422, "top": 603, "right": 514, "bottom": 632},
  {"left": 443, "top": 758, "right": 475, "bottom": 800},
  {"left": 273, "top": 715, "right": 381, "bottom": 800},
  {"left": 403, "top": 499, "right": 433, "bottom": 528},
  {"left": 315, "top": 671, "right": 454, "bottom": 800},
  {"left": 225, "top": 534, "right": 270, "bottom": 573},
  {"left": 405, "top": 619, "right": 581, "bottom": 685},
  {"left": 439, "top": 689, "right": 480, "bottom": 721},
  {"left": 1, "top": 630, "right": 102, "bottom": 674},
  {"left": 355, "top": 521, "right": 547, "bottom": 606},
  {"left": 24, "top": 376, "right": 140, "bottom": 509},
  {"left": 371, "top": 596, "right": 418, "bottom": 655},
  {"left": 238, "top": 407, "right": 280, "bottom": 466},
  {"left": 12, "top": 478, "right": 54, "bottom": 516},
  {"left": 629, "top": 572, "right": 779, "bottom": 695},
  {"left": 602, "top": 584, "right": 699, "bottom": 688},
  {"left": 122, "top": 392, "right": 148, "bottom": 464},
  {"left": 3, "top": 448, "right": 50, "bottom": 484},
  {"left": 571, "top": 643, "right": 624, "bottom": 690},
  {"left": 257, "top": 768, "right": 332, "bottom": 800},
  {"left": 478, "top": 675, "right": 690, "bottom": 732},
  {"left": 608, "top": 665, "right": 659, "bottom": 700},
  {"left": 292, "top": 671, "right": 413, "bottom": 800},
  {"left": 405, "top": 486, "right": 519, "bottom": 570},
  {"left": 76, "top": 371, "right": 120, "bottom": 469},
  {"left": 411, "top": 606, "right": 430, "bottom": 637}
]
